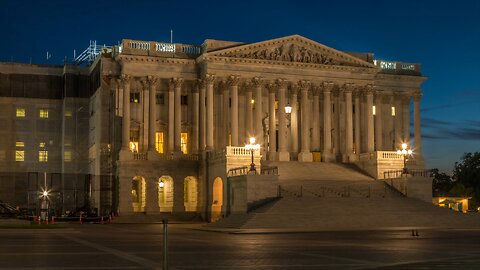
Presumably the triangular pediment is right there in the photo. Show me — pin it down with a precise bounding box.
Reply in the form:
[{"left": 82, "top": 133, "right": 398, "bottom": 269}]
[{"left": 204, "top": 35, "right": 376, "bottom": 68}]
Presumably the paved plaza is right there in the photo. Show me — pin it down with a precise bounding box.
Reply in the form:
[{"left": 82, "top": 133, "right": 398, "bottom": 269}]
[{"left": 1, "top": 223, "right": 480, "bottom": 269}]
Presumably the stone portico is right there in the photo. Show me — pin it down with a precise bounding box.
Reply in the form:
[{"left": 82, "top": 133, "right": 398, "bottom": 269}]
[{"left": 94, "top": 34, "right": 426, "bottom": 219}]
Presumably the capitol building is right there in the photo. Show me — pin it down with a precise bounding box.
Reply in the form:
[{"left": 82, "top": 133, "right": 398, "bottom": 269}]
[{"left": 0, "top": 35, "right": 428, "bottom": 221}]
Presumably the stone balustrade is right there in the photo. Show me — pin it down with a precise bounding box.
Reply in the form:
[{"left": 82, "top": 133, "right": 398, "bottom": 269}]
[{"left": 120, "top": 39, "right": 201, "bottom": 58}]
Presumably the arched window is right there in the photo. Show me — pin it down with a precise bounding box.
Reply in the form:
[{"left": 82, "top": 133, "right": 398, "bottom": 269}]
[{"left": 158, "top": 176, "right": 174, "bottom": 212}]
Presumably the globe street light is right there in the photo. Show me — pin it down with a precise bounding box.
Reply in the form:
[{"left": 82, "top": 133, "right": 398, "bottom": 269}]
[
  {"left": 245, "top": 137, "right": 260, "bottom": 173},
  {"left": 397, "top": 143, "right": 413, "bottom": 175}
]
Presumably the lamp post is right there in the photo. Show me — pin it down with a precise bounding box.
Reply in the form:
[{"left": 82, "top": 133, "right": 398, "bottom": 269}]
[
  {"left": 397, "top": 143, "right": 413, "bottom": 175},
  {"left": 284, "top": 103, "right": 292, "bottom": 114},
  {"left": 245, "top": 137, "right": 260, "bottom": 173}
]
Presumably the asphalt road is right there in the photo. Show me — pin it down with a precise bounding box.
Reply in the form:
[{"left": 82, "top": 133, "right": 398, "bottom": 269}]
[{"left": 1, "top": 223, "right": 480, "bottom": 269}]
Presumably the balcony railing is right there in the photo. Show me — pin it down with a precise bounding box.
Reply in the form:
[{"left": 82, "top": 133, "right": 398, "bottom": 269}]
[
  {"left": 384, "top": 169, "right": 433, "bottom": 179},
  {"left": 120, "top": 39, "right": 202, "bottom": 58},
  {"left": 373, "top": 59, "right": 421, "bottom": 75}
]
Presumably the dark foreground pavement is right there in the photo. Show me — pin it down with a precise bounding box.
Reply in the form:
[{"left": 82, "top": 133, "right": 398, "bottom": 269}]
[{"left": 1, "top": 223, "right": 480, "bottom": 269}]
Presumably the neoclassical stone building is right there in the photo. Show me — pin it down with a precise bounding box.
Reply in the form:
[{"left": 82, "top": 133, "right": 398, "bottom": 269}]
[{"left": 0, "top": 34, "right": 426, "bottom": 220}]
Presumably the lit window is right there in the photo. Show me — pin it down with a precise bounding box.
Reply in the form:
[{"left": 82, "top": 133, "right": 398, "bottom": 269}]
[
  {"left": 39, "top": 150, "right": 48, "bottom": 162},
  {"left": 155, "top": 132, "right": 164, "bottom": 153},
  {"left": 391, "top": 106, "right": 396, "bottom": 116},
  {"left": 130, "top": 142, "right": 139, "bottom": 152},
  {"left": 130, "top": 92, "right": 140, "bottom": 103},
  {"left": 16, "top": 108, "right": 26, "bottom": 117},
  {"left": 181, "top": 132, "right": 188, "bottom": 154},
  {"left": 39, "top": 142, "right": 46, "bottom": 148},
  {"left": 16, "top": 141, "right": 24, "bottom": 147},
  {"left": 64, "top": 151, "right": 72, "bottom": 162},
  {"left": 15, "top": 150, "right": 25, "bottom": 162},
  {"left": 39, "top": 109, "right": 49, "bottom": 118},
  {"left": 129, "top": 130, "right": 139, "bottom": 152},
  {"left": 372, "top": 105, "right": 376, "bottom": 116}
]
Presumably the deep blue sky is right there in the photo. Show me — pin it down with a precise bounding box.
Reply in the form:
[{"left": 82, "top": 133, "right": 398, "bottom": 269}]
[{"left": 1, "top": 0, "right": 479, "bottom": 173}]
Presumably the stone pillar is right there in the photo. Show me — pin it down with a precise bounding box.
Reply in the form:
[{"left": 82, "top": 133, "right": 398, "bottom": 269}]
[
  {"left": 192, "top": 83, "right": 199, "bottom": 153},
  {"left": 333, "top": 89, "right": 340, "bottom": 157},
  {"left": 403, "top": 95, "right": 411, "bottom": 146},
  {"left": 344, "top": 84, "right": 354, "bottom": 161},
  {"left": 199, "top": 79, "right": 206, "bottom": 152},
  {"left": 413, "top": 90, "right": 422, "bottom": 154},
  {"left": 245, "top": 83, "right": 253, "bottom": 141},
  {"left": 354, "top": 90, "right": 361, "bottom": 156},
  {"left": 173, "top": 78, "right": 183, "bottom": 153},
  {"left": 298, "top": 80, "right": 312, "bottom": 162},
  {"left": 311, "top": 87, "right": 320, "bottom": 151},
  {"left": 205, "top": 74, "right": 215, "bottom": 150},
  {"left": 145, "top": 178, "right": 159, "bottom": 214},
  {"left": 267, "top": 83, "right": 276, "bottom": 160},
  {"left": 374, "top": 91, "right": 383, "bottom": 151},
  {"left": 394, "top": 93, "right": 403, "bottom": 148},
  {"left": 147, "top": 76, "right": 158, "bottom": 152},
  {"left": 253, "top": 77, "right": 264, "bottom": 148},
  {"left": 290, "top": 86, "right": 299, "bottom": 155},
  {"left": 277, "top": 79, "right": 289, "bottom": 161},
  {"left": 121, "top": 74, "right": 131, "bottom": 151},
  {"left": 322, "top": 82, "right": 334, "bottom": 162},
  {"left": 365, "top": 85, "right": 375, "bottom": 153},
  {"left": 228, "top": 75, "right": 240, "bottom": 146},
  {"left": 167, "top": 81, "right": 175, "bottom": 153}
]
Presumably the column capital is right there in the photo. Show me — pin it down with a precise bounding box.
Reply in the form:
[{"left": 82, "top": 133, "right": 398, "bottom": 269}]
[
  {"left": 170, "top": 77, "right": 184, "bottom": 89},
  {"left": 312, "top": 85, "right": 322, "bottom": 96},
  {"left": 119, "top": 74, "right": 131, "bottom": 85},
  {"left": 146, "top": 75, "right": 159, "bottom": 87},
  {"left": 322, "top": 81, "right": 335, "bottom": 92},
  {"left": 363, "top": 84, "right": 375, "bottom": 95},
  {"left": 252, "top": 77, "right": 264, "bottom": 87},
  {"left": 297, "top": 80, "right": 311, "bottom": 91},
  {"left": 204, "top": 74, "right": 216, "bottom": 85},
  {"left": 413, "top": 90, "right": 422, "bottom": 101},
  {"left": 227, "top": 75, "right": 241, "bottom": 87},
  {"left": 342, "top": 83, "right": 355, "bottom": 93},
  {"left": 196, "top": 78, "right": 206, "bottom": 90},
  {"left": 242, "top": 80, "right": 253, "bottom": 92},
  {"left": 275, "top": 78, "right": 288, "bottom": 89}
]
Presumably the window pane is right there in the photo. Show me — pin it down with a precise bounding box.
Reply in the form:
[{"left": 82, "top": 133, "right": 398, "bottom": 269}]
[
  {"left": 16, "top": 141, "right": 24, "bottom": 147},
  {"left": 39, "top": 109, "right": 49, "bottom": 118},
  {"left": 39, "top": 150, "right": 48, "bottom": 162},
  {"left": 181, "top": 132, "right": 188, "bottom": 154},
  {"left": 16, "top": 108, "right": 26, "bottom": 117},
  {"left": 155, "top": 132, "right": 164, "bottom": 153},
  {"left": 15, "top": 150, "right": 25, "bottom": 161}
]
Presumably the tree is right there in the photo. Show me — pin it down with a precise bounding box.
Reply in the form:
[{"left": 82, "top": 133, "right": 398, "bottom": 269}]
[
  {"left": 431, "top": 168, "right": 454, "bottom": 196},
  {"left": 453, "top": 152, "right": 480, "bottom": 209}
]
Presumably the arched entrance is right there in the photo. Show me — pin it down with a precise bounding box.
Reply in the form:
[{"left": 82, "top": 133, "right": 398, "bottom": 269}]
[
  {"left": 131, "top": 176, "right": 146, "bottom": 212},
  {"left": 211, "top": 177, "right": 223, "bottom": 222},
  {"left": 184, "top": 176, "right": 198, "bottom": 212},
  {"left": 158, "top": 176, "right": 174, "bottom": 212}
]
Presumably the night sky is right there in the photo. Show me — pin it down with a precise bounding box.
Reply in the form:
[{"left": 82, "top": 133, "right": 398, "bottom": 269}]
[{"left": 1, "top": 0, "right": 479, "bottom": 173}]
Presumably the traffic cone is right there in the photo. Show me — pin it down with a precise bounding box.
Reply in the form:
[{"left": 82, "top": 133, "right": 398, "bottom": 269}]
[
  {"left": 37, "top": 216, "right": 41, "bottom": 225},
  {"left": 51, "top": 216, "right": 55, "bottom": 225}
]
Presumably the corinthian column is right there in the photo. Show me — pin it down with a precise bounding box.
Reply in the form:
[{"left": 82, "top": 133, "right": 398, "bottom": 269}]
[
  {"left": 374, "top": 91, "right": 383, "bottom": 151},
  {"left": 267, "top": 83, "right": 276, "bottom": 160},
  {"left": 344, "top": 83, "right": 354, "bottom": 161},
  {"left": 403, "top": 95, "right": 411, "bottom": 146},
  {"left": 173, "top": 78, "right": 183, "bottom": 153},
  {"left": 354, "top": 89, "right": 361, "bottom": 156},
  {"left": 365, "top": 85, "right": 375, "bottom": 153},
  {"left": 205, "top": 74, "right": 215, "bottom": 150},
  {"left": 252, "top": 77, "right": 264, "bottom": 148},
  {"left": 244, "top": 82, "right": 253, "bottom": 141},
  {"left": 394, "top": 93, "right": 403, "bottom": 148},
  {"left": 290, "top": 86, "right": 299, "bottom": 155},
  {"left": 192, "top": 82, "right": 199, "bottom": 153},
  {"left": 322, "top": 82, "right": 334, "bottom": 162},
  {"left": 121, "top": 74, "right": 131, "bottom": 151},
  {"left": 147, "top": 76, "right": 158, "bottom": 152},
  {"left": 298, "top": 80, "right": 312, "bottom": 162},
  {"left": 168, "top": 80, "right": 175, "bottom": 153},
  {"left": 277, "top": 79, "right": 289, "bottom": 161},
  {"left": 311, "top": 86, "right": 320, "bottom": 151},
  {"left": 413, "top": 90, "right": 422, "bottom": 155},
  {"left": 228, "top": 75, "right": 240, "bottom": 146},
  {"left": 199, "top": 79, "right": 206, "bottom": 152}
]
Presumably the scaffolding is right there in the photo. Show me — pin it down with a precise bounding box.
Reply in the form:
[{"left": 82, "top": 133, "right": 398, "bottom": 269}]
[{"left": 73, "top": 40, "right": 111, "bottom": 66}]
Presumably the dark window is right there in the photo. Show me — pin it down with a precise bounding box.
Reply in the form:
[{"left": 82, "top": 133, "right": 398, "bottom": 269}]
[
  {"left": 130, "top": 92, "right": 140, "bottom": 103},
  {"left": 156, "top": 93, "right": 165, "bottom": 105},
  {"left": 181, "top": 95, "right": 188, "bottom": 105}
]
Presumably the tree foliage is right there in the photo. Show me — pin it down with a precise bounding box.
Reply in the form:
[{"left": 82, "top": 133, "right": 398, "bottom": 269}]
[
  {"left": 453, "top": 152, "right": 480, "bottom": 197},
  {"left": 431, "top": 168, "right": 454, "bottom": 196}
]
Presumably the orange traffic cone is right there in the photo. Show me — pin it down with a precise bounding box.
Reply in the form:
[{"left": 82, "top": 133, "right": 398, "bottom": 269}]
[
  {"left": 51, "top": 216, "right": 55, "bottom": 225},
  {"left": 37, "top": 216, "right": 41, "bottom": 225}
]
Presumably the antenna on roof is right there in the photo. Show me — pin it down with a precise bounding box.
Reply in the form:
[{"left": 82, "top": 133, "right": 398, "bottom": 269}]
[
  {"left": 170, "top": 29, "right": 173, "bottom": 43},
  {"left": 46, "top": 51, "right": 51, "bottom": 61}
]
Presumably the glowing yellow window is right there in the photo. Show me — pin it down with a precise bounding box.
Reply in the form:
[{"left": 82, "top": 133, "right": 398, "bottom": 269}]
[
  {"left": 129, "top": 142, "right": 139, "bottom": 152},
  {"left": 39, "top": 142, "right": 46, "bottom": 148},
  {"left": 274, "top": 100, "right": 278, "bottom": 110},
  {"left": 181, "top": 133, "right": 188, "bottom": 154},
  {"left": 15, "top": 150, "right": 24, "bottom": 162},
  {"left": 16, "top": 141, "right": 24, "bottom": 147},
  {"left": 39, "top": 150, "right": 48, "bottom": 162},
  {"left": 16, "top": 108, "right": 26, "bottom": 117},
  {"left": 372, "top": 105, "right": 376, "bottom": 116},
  {"left": 391, "top": 106, "right": 396, "bottom": 116},
  {"left": 64, "top": 151, "right": 72, "bottom": 162},
  {"left": 155, "top": 132, "right": 164, "bottom": 154},
  {"left": 39, "top": 109, "right": 49, "bottom": 118}
]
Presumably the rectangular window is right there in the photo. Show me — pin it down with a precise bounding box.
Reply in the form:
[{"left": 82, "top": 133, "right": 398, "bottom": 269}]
[
  {"left": 181, "top": 132, "right": 188, "bottom": 154},
  {"left": 130, "top": 92, "right": 140, "bottom": 103},
  {"left": 16, "top": 108, "right": 26, "bottom": 117},
  {"left": 39, "top": 142, "right": 46, "bottom": 148},
  {"left": 39, "top": 150, "right": 48, "bottom": 162},
  {"left": 16, "top": 141, "right": 24, "bottom": 147},
  {"left": 39, "top": 109, "right": 49, "bottom": 118},
  {"left": 181, "top": 95, "right": 188, "bottom": 105},
  {"left": 155, "top": 132, "right": 164, "bottom": 153},
  {"left": 64, "top": 151, "right": 72, "bottom": 162},
  {"left": 156, "top": 93, "right": 165, "bottom": 105},
  {"left": 372, "top": 105, "right": 376, "bottom": 116},
  {"left": 15, "top": 150, "right": 25, "bottom": 162},
  {"left": 391, "top": 106, "right": 396, "bottom": 116},
  {"left": 130, "top": 130, "right": 140, "bottom": 152}
]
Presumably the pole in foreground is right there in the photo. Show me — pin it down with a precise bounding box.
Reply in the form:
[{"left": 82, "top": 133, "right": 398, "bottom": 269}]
[{"left": 163, "top": 219, "right": 168, "bottom": 270}]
